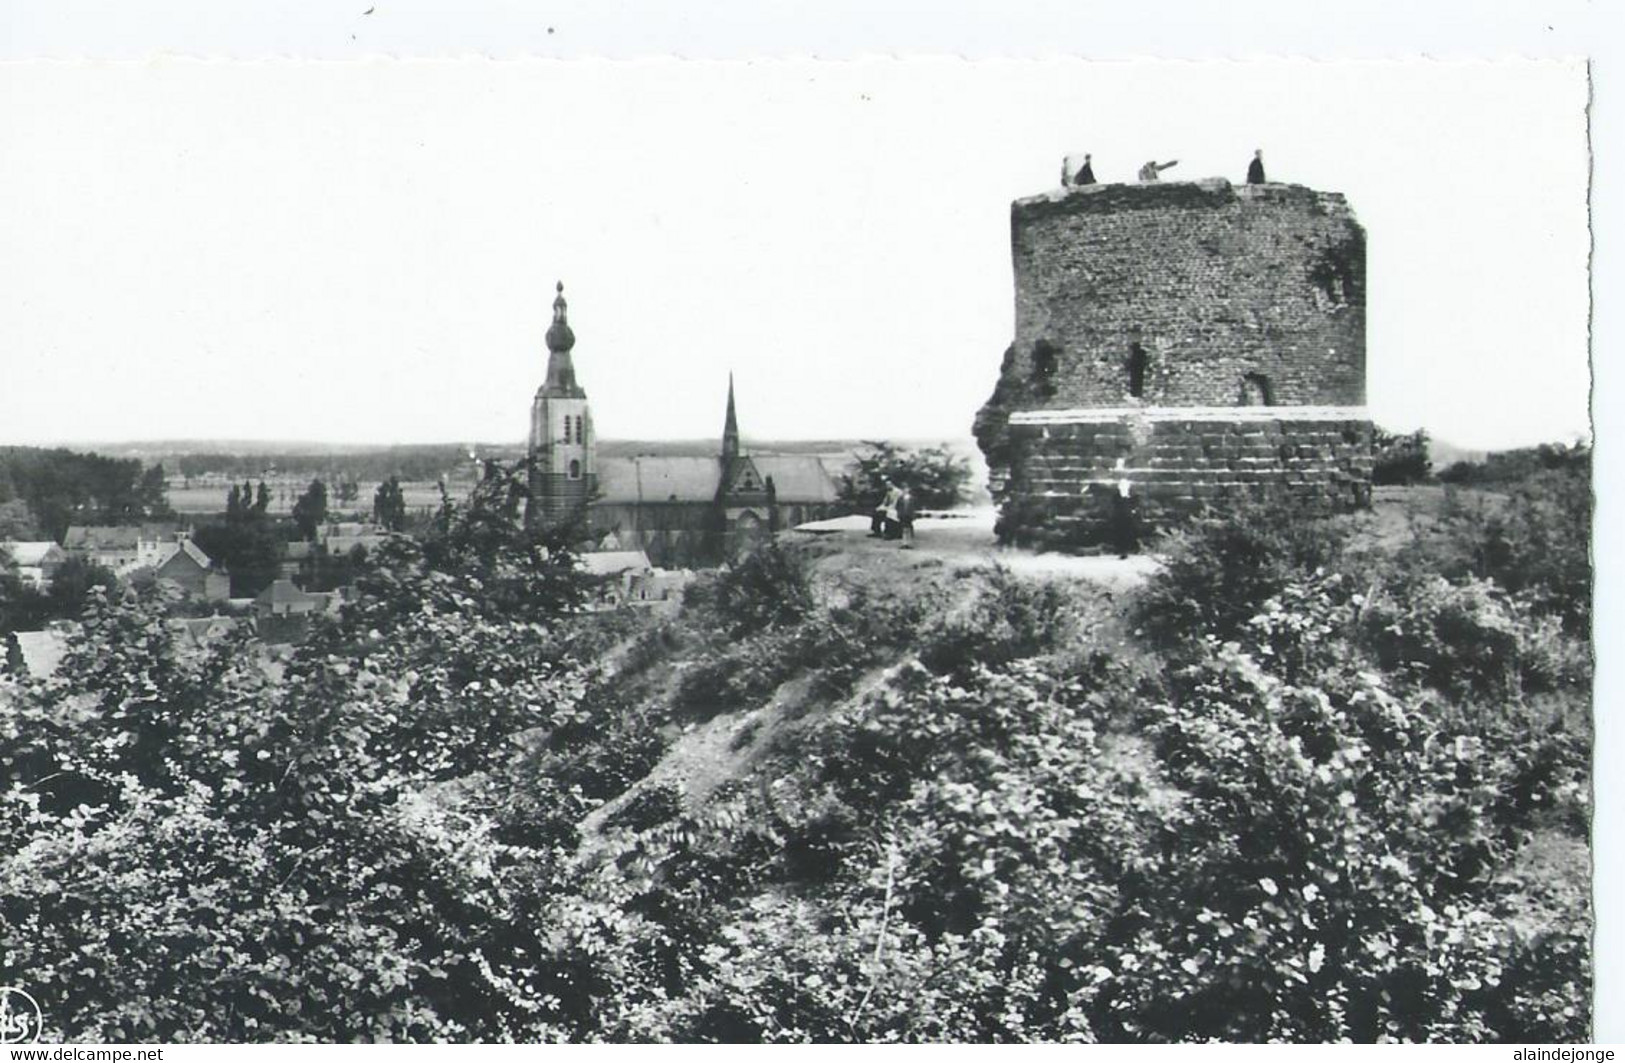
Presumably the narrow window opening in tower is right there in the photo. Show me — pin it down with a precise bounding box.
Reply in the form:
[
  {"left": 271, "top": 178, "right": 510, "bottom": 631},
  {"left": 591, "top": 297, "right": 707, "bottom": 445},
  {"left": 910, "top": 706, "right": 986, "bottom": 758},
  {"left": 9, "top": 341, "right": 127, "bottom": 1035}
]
[
  {"left": 568, "top": 459, "right": 582, "bottom": 480},
  {"left": 576, "top": 417, "right": 585, "bottom": 444},
  {"left": 1310, "top": 260, "right": 1351, "bottom": 308},
  {"left": 1031, "top": 341, "right": 1059, "bottom": 398},
  {"left": 1127, "top": 344, "right": 1149, "bottom": 399},
  {"left": 1241, "top": 373, "right": 1274, "bottom": 407}
]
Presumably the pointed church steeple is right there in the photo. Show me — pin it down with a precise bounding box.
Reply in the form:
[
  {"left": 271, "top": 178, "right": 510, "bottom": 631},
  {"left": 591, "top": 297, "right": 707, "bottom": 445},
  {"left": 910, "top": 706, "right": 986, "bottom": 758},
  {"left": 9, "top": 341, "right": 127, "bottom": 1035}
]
[{"left": 722, "top": 373, "right": 740, "bottom": 461}]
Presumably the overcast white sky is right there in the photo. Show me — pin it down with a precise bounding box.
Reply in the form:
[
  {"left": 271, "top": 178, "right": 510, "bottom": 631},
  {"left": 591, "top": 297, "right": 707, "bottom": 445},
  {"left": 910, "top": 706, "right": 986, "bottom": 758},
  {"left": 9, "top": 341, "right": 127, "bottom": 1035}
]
[{"left": 0, "top": 57, "right": 1591, "bottom": 451}]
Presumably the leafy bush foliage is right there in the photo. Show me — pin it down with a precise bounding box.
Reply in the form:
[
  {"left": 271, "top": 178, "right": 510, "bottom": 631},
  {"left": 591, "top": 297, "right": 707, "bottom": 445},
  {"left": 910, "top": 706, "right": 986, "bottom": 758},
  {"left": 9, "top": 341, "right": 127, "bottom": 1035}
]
[
  {"left": 1477, "top": 460, "right": 1592, "bottom": 636},
  {"left": 1371, "top": 427, "right": 1432, "bottom": 486},
  {"left": 0, "top": 459, "right": 602, "bottom": 1041},
  {"left": 838, "top": 441, "right": 972, "bottom": 511},
  {"left": 0, "top": 450, "right": 1590, "bottom": 1042},
  {"left": 683, "top": 541, "right": 815, "bottom": 639},
  {"left": 1, "top": 555, "right": 120, "bottom": 635},
  {"left": 917, "top": 566, "right": 1082, "bottom": 678},
  {"left": 673, "top": 548, "right": 948, "bottom": 719},
  {"left": 1134, "top": 497, "right": 1351, "bottom": 651},
  {"left": 1388, "top": 455, "right": 1590, "bottom": 638},
  {"left": 1359, "top": 573, "right": 1584, "bottom": 700},
  {"left": 1436, "top": 440, "right": 1588, "bottom": 487}
]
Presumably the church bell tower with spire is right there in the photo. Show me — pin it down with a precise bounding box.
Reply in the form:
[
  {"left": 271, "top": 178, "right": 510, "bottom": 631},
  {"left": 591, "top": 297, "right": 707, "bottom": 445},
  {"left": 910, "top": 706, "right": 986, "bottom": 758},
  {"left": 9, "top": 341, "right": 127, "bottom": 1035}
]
[{"left": 526, "top": 281, "right": 596, "bottom": 529}]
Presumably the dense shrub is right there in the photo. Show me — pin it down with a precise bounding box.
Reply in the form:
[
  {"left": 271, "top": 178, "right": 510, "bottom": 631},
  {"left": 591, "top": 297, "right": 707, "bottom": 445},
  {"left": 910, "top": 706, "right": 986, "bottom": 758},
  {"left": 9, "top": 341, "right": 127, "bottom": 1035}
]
[
  {"left": 1436, "top": 441, "right": 1588, "bottom": 487},
  {"left": 674, "top": 549, "right": 951, "bottom": 719},
  {"left": 1359, "top": 573, "right": 1583, "bottom": 700},
  {"left": 674, "top": 629, "right": 803, "bottom": 719},
  {"left": 1137, "top": 644, "right": 1589, "bottom": 1041},
  {"left": 606, "top": 782, "right": 684, "bottom": 833},
  {"left": 684, "top": 541, "right": 815, "bottom": 639},
  {"left": 570, "top": 600, "right": 1588, "bottom": 1041},
  {"left": 1, "top": 555, "right": 120, "bottom": 635},
  {"left": 1383, "top": 456, "right": 1591, "bottom": 638},
  {"left": 1372, "top": 427, "right": 1432, "bottom": 485},
  {"left": 1477, "top": 460, "right": 1592, "bottom": 635},
  {"left": 0, "top": 460, "right": 605, "bottom": 1041},
  {"left": 838, "top": 440, "right": 973, "bottom": 511},
  {"left": 1134, "top": 498, "right": 1351, "bottom": 650},
  {"left": 0, "top": 446, "right": 1591, "bottom": 1042},
  {"left": 918, "top": 566, "right": 1081, "bottom": 677}
]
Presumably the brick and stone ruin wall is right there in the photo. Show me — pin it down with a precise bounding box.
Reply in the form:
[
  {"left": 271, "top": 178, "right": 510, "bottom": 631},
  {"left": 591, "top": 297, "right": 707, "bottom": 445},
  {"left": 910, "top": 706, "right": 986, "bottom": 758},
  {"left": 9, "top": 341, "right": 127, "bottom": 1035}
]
[{"left": 973, "top": 177, "right": 1374, "bottom": 551}]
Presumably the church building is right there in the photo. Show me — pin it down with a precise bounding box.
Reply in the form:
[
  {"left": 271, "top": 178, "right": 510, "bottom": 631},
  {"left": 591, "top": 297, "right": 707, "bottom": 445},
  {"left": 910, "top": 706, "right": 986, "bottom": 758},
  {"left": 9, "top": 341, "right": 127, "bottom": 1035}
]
[
  {"left": 525, "top": 283, "right": 844, "bottom": 565},
  {"left": 526, "top": 281, "right": 597, "bottom": 529}
]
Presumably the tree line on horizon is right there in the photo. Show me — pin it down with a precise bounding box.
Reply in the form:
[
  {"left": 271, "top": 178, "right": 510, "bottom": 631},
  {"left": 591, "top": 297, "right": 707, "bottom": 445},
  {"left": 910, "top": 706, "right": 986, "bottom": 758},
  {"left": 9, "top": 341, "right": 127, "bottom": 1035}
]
[{"left": 0, "top": 447, "right": 173, "bottom": 542}]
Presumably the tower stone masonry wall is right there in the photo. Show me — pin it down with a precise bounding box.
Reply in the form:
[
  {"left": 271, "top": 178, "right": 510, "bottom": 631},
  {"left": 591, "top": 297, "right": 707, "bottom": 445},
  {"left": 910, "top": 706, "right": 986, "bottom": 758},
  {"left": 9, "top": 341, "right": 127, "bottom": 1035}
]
[
  {"left": 974, "top": 178, "right": 1374, "bottom": 550},
  {"left": 528, "top": 470, "right": 597, "bottom": 530}
]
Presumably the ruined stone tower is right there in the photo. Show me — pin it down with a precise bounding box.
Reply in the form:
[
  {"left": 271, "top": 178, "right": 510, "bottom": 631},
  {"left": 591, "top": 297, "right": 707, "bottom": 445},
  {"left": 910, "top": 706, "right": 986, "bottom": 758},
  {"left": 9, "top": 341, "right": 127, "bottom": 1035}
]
[
  {"left": 527, "top": 282, "right": 597, "bottom": 529},
  {"left": 974, "top": 177, "right": 1373, "bottom": 550}
]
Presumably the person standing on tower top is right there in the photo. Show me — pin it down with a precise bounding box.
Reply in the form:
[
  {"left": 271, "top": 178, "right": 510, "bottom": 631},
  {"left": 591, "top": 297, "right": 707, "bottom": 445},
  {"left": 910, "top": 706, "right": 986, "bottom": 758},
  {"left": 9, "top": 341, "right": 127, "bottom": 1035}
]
[
  {"left": 1138, "top": 159, "right": 1178, "bottom": 182},
  {"left": 1063, "top": 152, "right": 1096, "bottom": 186},
  {"left": 1247, "top": 149, "right": 1266, "bottom": 184}
]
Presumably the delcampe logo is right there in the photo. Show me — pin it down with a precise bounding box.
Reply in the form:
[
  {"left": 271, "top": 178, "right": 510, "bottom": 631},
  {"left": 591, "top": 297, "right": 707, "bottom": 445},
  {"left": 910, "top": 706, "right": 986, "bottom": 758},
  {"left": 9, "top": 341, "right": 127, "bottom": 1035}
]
[{"left": 0, "top": 986, "right": 43, "bottom": 1044}]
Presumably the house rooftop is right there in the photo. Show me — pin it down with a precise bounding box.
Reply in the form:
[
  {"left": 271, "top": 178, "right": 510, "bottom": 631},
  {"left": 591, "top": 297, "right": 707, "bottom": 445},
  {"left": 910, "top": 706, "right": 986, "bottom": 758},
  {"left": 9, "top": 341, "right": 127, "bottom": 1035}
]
[{"left": 580, "top": 550, "right": 653, "bottom": 576}]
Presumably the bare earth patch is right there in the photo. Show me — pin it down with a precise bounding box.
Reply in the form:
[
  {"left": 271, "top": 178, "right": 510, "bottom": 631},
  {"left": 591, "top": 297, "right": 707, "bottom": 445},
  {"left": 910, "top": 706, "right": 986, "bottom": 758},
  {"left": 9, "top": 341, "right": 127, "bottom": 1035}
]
[{"left": 792, "top": 507, "right": 1160, "bottom": 590}]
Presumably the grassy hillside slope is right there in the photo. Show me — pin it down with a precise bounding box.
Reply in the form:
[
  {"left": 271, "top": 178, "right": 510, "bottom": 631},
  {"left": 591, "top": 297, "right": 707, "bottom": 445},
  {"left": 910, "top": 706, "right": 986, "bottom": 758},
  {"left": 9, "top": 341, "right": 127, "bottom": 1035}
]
[
  {"left": 508, "top": 468, "right": 1592, "bottom": 1041},
  {"left": 0, "top": 457, "right": 1591, "bottom": 1042}
]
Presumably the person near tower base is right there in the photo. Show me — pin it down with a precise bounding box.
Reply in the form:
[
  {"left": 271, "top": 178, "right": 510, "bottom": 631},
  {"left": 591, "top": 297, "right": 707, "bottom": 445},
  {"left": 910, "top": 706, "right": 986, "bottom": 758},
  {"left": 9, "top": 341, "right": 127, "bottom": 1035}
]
[
  {"left": 896, "top": 486, "right": 916, "bottom": 549},
  {"left": 870, "top": 478, "right": 902, "bottom": 538}
]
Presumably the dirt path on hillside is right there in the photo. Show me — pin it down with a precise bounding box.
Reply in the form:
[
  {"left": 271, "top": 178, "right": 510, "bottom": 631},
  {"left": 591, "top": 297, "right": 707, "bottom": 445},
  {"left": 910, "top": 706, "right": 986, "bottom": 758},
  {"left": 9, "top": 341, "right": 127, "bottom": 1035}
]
[
  {"left": 792, "top": 508, "right": 1160, "bottom": 589},
  {"left": 575, "top": 512, "right": 1158, "bottom": 853}
]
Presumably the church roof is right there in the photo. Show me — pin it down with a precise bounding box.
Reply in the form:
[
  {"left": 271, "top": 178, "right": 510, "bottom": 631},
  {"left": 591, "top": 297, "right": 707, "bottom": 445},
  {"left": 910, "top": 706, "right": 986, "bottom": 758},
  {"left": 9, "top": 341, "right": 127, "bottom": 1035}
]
[
  {"left": 597, "top": 457, "right": 722, "bottom": 504},
  {"left": 750, "top": 455, "right": 841, "bottom": 503},
  {"left": 595, "top": 454, "right": 840, "bottom": 505}
]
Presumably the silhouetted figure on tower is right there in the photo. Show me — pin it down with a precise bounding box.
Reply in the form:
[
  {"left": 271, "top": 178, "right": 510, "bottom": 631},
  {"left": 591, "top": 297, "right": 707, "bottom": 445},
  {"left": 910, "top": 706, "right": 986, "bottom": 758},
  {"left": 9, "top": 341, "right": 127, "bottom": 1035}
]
[
  {"left": 1138, "top": 159, "right": 1179, "bottom": 182},
  {"left": 1247, "top": 149, "right": 1266, "bottom": 184},
  {"left": 1061, "top": 152, "right": 1096, "bottom": 187}
]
